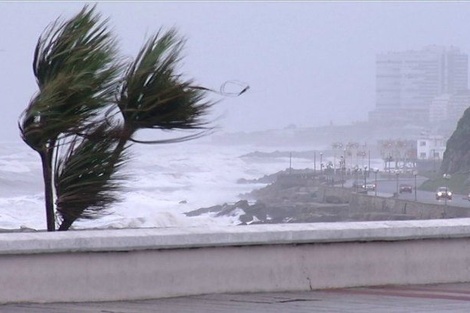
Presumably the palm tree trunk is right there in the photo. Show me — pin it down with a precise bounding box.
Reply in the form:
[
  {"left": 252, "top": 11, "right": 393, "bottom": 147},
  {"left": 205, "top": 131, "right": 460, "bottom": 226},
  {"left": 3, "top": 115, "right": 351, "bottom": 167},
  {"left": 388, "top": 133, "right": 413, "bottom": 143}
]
[
  {"left": 58, "top": 218, "right": 73, "bottom": 231},
  {"left": 40, "top": 147, "right": 55, "bottom": 231}
]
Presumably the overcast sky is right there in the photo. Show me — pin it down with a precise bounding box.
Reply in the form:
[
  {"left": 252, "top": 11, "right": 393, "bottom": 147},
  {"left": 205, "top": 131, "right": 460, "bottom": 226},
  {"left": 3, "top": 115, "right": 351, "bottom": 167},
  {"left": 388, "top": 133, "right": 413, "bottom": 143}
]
[{"left": 2, "top": 1, "right": 470, "bottom": 142}]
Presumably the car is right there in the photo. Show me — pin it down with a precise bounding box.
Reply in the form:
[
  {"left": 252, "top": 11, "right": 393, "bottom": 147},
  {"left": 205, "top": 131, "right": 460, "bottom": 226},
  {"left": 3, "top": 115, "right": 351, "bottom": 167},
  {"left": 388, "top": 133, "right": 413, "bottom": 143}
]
[
  {"left": 435, "top": 187, "right": 452, "bottom": 200},
  {"left": 352, "top": 181, "right": 375, "bottom": 191},
  {"left": 399, "top": 184, "right": 413, "bottom": 193},
  {"left": 363, "top": 183, "right": 376, "bottom": 191}
]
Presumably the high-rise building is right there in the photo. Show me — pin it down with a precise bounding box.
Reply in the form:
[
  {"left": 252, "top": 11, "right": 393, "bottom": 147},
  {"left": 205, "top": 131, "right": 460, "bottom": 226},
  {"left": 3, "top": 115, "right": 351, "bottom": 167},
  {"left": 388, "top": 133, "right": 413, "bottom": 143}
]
[
  {"left": 369, "top": 46, "right": 468, "bottom": 125},
  {"left": 429, "top": 90, "right": 470, "bottom": 124},
  {"left": 429, "top": 94, "right": 452, "bottom": 123}
]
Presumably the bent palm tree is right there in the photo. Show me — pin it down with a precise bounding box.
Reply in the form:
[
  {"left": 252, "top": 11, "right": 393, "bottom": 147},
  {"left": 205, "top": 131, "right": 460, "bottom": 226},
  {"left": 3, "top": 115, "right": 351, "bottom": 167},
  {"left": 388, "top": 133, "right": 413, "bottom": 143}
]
[
  {"left": 20, "top": 5, "right": 123, "bottom": 231},
  {"left": 19, "top": 6, "right": 217, "bottom": 231}
]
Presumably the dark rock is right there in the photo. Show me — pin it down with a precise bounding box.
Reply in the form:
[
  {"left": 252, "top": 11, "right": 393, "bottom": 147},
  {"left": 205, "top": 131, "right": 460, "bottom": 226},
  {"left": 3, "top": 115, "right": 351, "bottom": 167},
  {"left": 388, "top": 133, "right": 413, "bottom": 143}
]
[
  {"left": 239, "top": 214, "right": 253, "bottom": 224},
  {"left": 233, "top": 200, "right": 250, "bottom": 210},
  {"left": 184, "top": 204, "right": 224, "bottom": 216},
  {"left": 442, "top": 107, "right": 470, "bottom": 174},
  {"left": 215, "top": 201, "right": 246, "bottom": 217}
]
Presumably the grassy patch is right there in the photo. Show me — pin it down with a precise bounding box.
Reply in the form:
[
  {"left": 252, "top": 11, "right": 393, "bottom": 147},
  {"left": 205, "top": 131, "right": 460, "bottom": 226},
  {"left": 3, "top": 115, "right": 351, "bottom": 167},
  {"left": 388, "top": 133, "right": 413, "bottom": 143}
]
[{"left": 420, "top": 172, "right": 470, "bottom": 194}]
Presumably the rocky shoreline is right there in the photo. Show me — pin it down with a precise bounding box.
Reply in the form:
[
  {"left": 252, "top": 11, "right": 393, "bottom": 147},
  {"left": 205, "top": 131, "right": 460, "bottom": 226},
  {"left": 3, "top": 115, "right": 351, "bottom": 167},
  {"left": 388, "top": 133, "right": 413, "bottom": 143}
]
[
  {"left": 184, "top": 168, "right": 426, "bottom": 225},
  {"left": 185, "top": 169, "right": 357, "bottom": 225}
]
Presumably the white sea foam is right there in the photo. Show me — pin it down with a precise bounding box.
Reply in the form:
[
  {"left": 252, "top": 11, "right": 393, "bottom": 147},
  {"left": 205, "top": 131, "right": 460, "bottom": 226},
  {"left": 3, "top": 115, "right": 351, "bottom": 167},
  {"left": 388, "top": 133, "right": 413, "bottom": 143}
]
[
  {"left": 0, "top": 140, "right": 301, "bottom": 230},
  {"left": 0, "top": 139, "right": 383, "bottom": 231}
]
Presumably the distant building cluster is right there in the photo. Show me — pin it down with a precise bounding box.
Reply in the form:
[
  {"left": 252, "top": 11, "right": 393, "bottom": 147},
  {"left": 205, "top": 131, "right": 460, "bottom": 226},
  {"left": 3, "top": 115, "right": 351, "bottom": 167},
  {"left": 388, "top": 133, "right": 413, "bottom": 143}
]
[{"left": 369, "top": 45, "right": 470, "bottom": 127}]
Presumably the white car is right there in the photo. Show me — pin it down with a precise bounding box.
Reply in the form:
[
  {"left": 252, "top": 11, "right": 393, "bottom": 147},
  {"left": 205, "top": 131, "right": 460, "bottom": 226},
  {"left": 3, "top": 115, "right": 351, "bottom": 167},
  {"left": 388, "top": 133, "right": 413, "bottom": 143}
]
[
  {"left": 435, "top": 187, "right": 452, "bottom": 200},
  {"left": 362, "top": 183, "right": 376, "bottom": 191}
]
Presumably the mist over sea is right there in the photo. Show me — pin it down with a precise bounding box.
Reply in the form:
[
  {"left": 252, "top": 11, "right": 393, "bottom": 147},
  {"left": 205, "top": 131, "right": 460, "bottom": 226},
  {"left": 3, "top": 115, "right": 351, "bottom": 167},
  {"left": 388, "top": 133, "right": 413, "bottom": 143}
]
[{"left": 0, "top": 138, "right": 318, "bottom": 231}]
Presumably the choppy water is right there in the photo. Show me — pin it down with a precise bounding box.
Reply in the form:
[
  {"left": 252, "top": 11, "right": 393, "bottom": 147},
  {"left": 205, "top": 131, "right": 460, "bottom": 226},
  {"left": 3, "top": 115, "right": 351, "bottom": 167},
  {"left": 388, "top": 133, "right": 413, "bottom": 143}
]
[{"left": 0, "top": 139, "right": 318, "bottom": 230}]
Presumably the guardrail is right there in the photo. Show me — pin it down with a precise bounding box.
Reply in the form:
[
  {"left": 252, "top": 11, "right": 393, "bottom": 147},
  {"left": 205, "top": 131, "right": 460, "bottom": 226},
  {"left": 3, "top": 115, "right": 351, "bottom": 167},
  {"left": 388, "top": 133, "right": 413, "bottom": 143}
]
[{"left": 1, "top": 219, "right": 470, "bottom": 303}]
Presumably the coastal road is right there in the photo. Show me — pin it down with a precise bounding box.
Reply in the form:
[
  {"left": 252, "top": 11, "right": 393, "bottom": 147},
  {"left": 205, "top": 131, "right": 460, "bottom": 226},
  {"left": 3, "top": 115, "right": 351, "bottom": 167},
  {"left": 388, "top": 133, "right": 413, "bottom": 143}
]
[
  {"left": 344, "top": 175, "right": 470, "bottom": 208},
  {"left": 374, "top": 176, "right": 470, "bottom": 208}
]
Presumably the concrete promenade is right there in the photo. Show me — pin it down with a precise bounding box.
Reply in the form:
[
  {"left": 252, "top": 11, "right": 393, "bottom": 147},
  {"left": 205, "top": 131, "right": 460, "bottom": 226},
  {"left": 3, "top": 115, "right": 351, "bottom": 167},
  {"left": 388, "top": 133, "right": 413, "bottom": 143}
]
[
  {"left": 2, "top": 283, "right": 470, "bottom": 312},
  {"left": 2, "top": 219, "right": 470, "bottom": 304}
]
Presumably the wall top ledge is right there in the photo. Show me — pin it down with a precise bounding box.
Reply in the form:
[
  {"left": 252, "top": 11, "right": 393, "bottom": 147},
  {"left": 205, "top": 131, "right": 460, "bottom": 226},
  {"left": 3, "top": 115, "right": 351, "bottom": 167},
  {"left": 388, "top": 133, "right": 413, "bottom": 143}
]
[{"left": 1, "top": 219, "right": 470, "bottom": 255}]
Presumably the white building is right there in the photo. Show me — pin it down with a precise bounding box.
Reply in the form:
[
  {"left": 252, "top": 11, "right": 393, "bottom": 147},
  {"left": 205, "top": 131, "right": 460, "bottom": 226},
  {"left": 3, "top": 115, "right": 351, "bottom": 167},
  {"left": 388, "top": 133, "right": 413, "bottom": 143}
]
[{"left": 417, "top": 135, "right": 447, "bottom": 160}]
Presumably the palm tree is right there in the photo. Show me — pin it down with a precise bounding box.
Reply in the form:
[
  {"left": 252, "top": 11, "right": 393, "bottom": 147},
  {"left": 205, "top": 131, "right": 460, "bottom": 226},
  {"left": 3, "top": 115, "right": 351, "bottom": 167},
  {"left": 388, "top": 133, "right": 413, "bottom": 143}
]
[
  {"left": 19, "top": 5, "right": 122, "bottom": 231},
  {"left": 19, "top": 5, "right": 216, "bottom": 231}
]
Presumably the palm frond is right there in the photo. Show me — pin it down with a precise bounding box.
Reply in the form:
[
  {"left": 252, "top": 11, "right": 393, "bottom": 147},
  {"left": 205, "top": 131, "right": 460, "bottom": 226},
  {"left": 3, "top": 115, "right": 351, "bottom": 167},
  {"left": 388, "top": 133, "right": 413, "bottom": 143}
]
[
  {"left": 118, "top": 28, "right": 215, "bottom": 140},
  {"left": 54, "top": 123, "right": 128, "bottom": 230},
  {"left": 20, "top": 4, "right": 122, "bottom": 150}
]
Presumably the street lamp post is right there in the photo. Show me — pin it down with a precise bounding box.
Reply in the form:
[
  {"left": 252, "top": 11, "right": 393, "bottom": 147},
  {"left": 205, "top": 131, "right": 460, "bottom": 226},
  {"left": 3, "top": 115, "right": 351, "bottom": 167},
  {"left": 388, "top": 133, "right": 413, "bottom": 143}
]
[
  {"left": 320, "top": 153, "right": 323, "bottom": 175},
  {"left": 340, "top": 156, "right": 345, "bottom": 188},
  {"left": 341, "top": 166, "right": 344, "bottom": 188},
  {"left": 443, "top": 173, "right": 451, "bottom": 216},
  {"left": 374, "top": 169, "right": 379, "bottom": 197},
  {"left": 354, "top": 168, "right": 358, "bottom": 192},
  {"left": 334, "top": 153, "right": 336, "bottom": 175},
  {"left": 363, "top": 166, "right": 367, "bottom": 190},
  {"left": 395, "top": 173, "right": 399, "bottom": 197}
]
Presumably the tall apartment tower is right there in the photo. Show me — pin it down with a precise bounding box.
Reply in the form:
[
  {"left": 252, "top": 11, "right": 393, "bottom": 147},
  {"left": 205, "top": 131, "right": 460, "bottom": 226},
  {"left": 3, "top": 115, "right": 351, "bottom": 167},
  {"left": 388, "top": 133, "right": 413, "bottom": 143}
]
[{"left": 369, "top": 46, "right": 468, "bottom": 125}]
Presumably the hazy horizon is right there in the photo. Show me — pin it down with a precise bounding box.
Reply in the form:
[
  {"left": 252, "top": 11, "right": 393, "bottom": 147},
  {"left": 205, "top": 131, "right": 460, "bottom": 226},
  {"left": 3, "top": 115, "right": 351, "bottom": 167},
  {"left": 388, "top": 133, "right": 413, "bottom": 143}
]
[{"left": 2, "top": 1, "right": 470, "bottom": 142}]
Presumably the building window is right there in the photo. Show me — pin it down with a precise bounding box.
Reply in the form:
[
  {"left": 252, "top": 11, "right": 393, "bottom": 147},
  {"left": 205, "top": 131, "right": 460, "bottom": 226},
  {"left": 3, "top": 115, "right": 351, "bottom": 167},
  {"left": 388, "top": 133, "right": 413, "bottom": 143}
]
[
  {"left": 419, "top": 141, "right": 426, "bottom": 146},
  {"left": 420, "top": 152, "right": 426, "bottom": 159}
]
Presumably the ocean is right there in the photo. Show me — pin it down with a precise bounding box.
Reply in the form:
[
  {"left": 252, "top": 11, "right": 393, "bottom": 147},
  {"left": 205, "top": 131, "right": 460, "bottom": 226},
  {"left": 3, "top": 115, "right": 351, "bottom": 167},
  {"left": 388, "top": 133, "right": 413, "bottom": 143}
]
[{"left": 0, "top": 138, "right": 319, "bottom": 231}]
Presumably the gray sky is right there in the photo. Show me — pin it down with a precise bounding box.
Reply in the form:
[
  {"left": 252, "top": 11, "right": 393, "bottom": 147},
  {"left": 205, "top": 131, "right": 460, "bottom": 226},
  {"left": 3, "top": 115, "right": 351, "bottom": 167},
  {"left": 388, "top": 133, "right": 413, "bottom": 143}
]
[{"left": 2, "top": 1, "right": 470, "bottom": 142}]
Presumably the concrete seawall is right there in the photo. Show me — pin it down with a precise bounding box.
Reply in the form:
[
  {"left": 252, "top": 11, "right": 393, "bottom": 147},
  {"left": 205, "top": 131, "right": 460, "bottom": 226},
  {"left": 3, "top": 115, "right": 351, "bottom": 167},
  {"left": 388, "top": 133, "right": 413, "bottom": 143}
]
[{"left": 2, "top": 219, "right": 470, "bottom": 303}]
